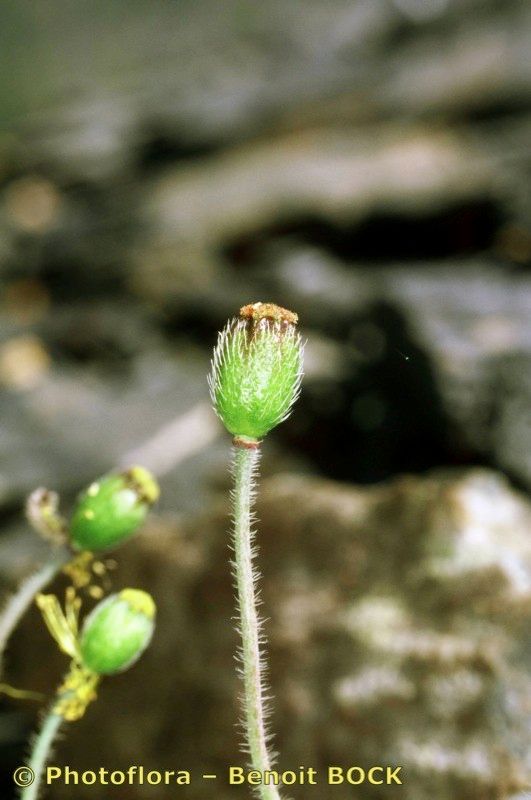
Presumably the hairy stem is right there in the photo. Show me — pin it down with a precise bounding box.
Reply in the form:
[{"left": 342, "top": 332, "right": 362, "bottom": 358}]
[
  {"left": 232, "top": 442, "right": 281, "bottom": 800},
  {"left": 21, "top": 706, "right": 63, "bottom": 800},
  {"left": 0, "top": 549, "right": 70, "bottom": 670}
]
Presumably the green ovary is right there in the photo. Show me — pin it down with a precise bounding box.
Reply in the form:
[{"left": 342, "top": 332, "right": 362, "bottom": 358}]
[
  {"left": 216, "top": 328, "right": 301, "bottom": 438},
  {"left": 80, "top": 590, "right": 155, "bottom": 675},
  {"left": 70, "top": 469, "right": 158, "bottom": 552}
]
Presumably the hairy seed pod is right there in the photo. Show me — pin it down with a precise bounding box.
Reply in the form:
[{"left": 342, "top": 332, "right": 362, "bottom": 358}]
[
  {"left": 70, "top": 466, "right": 160, "bottom": 552},
  {"left": 79, "top": 589, "right": 156, "bottom": 675},
  {"left": 209, "top": 302, "right": 303, "bottom": 440}
]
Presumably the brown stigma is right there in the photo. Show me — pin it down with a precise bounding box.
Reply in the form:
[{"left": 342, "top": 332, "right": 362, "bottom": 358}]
[{"left": 239, "top": 302, "right": 298, "bottom": 326}]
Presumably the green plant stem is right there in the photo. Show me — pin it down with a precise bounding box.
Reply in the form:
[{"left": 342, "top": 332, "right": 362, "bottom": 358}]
[
  {"left": 0, "top": 549, "right": 69, "bottom": 670},
  {"left": 232, "top": 442, "right": 281, "bottom": 800},
  {"left": 21, "top": 706, "right": 63, "bottom": 800}
]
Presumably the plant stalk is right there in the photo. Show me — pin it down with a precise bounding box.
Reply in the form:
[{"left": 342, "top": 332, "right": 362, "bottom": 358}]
[
  {"left": 0, "top": 550, "right": 70, "bottom": 670},
  {"left": 231, "top": 441, "right": 281, "bottom": 800},
  {"left": 21, "top": 706, "right": 63, "bottom": 800}
]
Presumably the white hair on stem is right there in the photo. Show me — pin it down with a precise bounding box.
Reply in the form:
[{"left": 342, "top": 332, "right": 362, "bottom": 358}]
[{"left": 230, "top": 443, "right": 285, "bottom": 800}]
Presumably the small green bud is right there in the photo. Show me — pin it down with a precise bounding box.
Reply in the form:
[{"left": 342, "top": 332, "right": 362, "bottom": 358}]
[
  {"left": 70, "top": 466, "right": 160, "bottom": 552},
  {"left": 79, "top": 589, "right": 156, "bottom": 675},
  {"left": 209, "top": 302, "right": 303, "bottom": 440}
]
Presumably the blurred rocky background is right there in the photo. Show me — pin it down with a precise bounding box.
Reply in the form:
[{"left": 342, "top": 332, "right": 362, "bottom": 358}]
[{"left": 0, "top": 0, "right": 530, "bottom": 798}]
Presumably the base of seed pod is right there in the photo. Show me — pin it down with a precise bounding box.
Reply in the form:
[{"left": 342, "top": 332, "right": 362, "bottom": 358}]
[{"left": 233, "top": 435, "right": 261, "bottom": 450}]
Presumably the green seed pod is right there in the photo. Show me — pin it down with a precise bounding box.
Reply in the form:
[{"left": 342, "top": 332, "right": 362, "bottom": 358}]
[
  {"left": 209, "top": 302, "right": 303, "bottom": 440},
  {"left": 70, "top": 466, "right": 160, "bottom": 552},
  {"left": 79, "top": 589, "right": 156, "bottom": 675}
]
